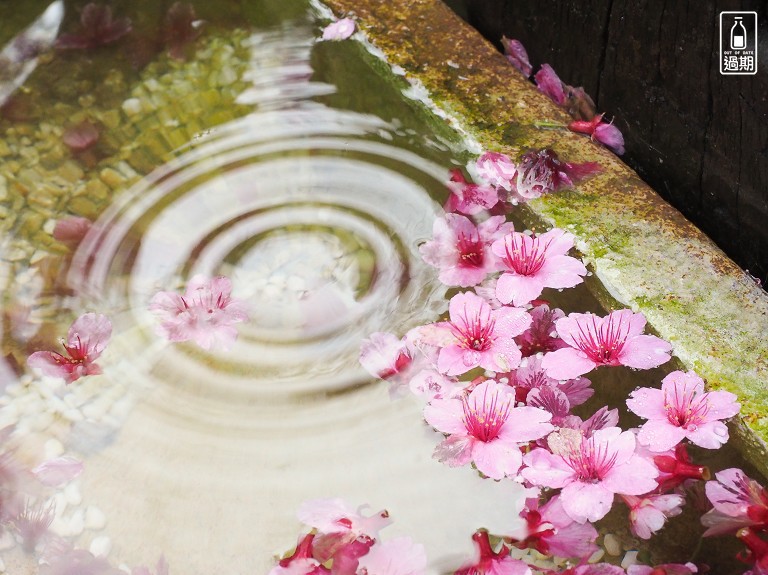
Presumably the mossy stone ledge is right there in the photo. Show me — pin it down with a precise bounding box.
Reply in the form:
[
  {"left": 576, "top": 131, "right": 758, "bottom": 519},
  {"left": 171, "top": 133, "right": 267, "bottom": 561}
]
[{"left": 322, "top": 0, "right": 768, "bottom": 476}]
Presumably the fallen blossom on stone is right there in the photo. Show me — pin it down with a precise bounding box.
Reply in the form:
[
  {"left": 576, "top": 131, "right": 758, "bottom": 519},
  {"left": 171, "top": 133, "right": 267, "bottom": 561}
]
[
  {"left": 475, "top": 152, "right": 517, "bottom": 192},
  {"left": 424, "top": 379, "right": 553, "bottom": 479},
  {"left": 513, "top": 149, "right": 602, "bottom": 201},
  {"left": 534, "top": 64, "right": 567, "bottom": 106},
  {"left": 568, "top": 113, "right": 626, "bottom": 155},
  {"left": 541, "top": 309, "right": 672, "bottom": 380},
  {"left": 492, "top": 228, "right": 587, "bottom": 307},
  {"left": 321, "top": 18, "right": 355, "bottom": 41},
  {"left": 149, "top": 275, "right": 249, "bottom": 351},
  {"left": 444, "top": 169, "right": 499, "bottom": 215},
  {"left": 627, "top": 370, "right": 740, "bottom": 452},
  {"left": 28, "top": 313, "right": 112, "bottom": 384},
  {"left": 420, "top": 214, "right": 513, "bottom": 287},
  {"left": 501, "top": 37, "right": 532, "bottom": 78},
  {"left": 522, "top": 427, "right": 658, "bottom": 523}
]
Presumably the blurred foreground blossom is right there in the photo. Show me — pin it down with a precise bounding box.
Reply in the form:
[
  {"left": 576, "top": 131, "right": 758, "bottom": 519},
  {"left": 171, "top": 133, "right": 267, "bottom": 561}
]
[
  {"left": 149, "top": 275, "right": 249, "bottom": 351},
  {"left": 28, "top": 313, "right": 112, "bottom": 383}
]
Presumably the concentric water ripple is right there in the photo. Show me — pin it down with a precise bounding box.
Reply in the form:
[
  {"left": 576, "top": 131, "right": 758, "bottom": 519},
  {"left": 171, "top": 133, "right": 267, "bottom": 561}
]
[{"left": 1, "top": 19, "right": 527, "bottom": 575}]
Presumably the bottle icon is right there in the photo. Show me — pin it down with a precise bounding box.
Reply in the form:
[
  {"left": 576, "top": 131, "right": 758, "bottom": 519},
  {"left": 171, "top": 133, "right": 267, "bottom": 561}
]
[{"left": 731, "top": 17, "right": 747, "bottom": 49}]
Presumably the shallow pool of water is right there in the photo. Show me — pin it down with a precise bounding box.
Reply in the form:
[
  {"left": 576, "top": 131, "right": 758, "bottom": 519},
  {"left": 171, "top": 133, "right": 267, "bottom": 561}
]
[{"left": 0, "top": 1, "right": 760, "bottom": 574}]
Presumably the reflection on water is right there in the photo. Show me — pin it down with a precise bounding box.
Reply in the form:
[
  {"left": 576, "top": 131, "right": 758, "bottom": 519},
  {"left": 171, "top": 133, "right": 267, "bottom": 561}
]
[{"left": 0, "top": 3, "right": 526, "bottom": 574}]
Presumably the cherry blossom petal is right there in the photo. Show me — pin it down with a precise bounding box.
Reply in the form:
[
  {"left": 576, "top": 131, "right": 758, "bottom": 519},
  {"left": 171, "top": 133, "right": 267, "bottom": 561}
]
[
  {"left": 495, "top": 273, "right": 546, "bottom": 307},
  {"left": 537, "top": 255, "right": 588, "bottom": 289},
  {"left": 534, "top": 64, "right": 566, "bottom": 105},
  {"left": 686, "top": 421, "right": 730, "bottom": 449},
  {"left": 635, "top": 419, "right": 688, "bottom": 452},
  {"left": 617, "top": 334, "right": 673, "bottom": 369},
  {"left": 521, "top": 448, "right": 573, "bottom": 489},
  {"left": 32, "top": 456, "right": 83, "bottom": 487},
  {"left": 602, "top": 454, "right": 659, "bottom": 495},
  {"left": 540, "top": 347, "right": 596, "bottom": 380},
  {"left": 626, "top": 387, "right": 666, "bottom": 419},
  {"left": 560, "top": 481, "right": 614, "bottom": 523},
  {"left": 356, "top": 537, "right": 427, "bottom": 575},
  {"left": 498, "top": 406, "right": 553, "bottom": 443},
  {"left": 423, "top": 398, "right": 467, "bottom": 435},
  {"left": 471, "top": 435, "right": 523, "bottom": 479},
  {"left": 321, "top": 18, "right": 355, "bottom": 41}
]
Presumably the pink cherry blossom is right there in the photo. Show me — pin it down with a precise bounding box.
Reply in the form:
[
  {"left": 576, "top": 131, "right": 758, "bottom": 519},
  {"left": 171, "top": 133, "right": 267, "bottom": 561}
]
[
  {"left": 514, "top": 304, "right": 566, "bottom": 357},
  {"left": 492, "top": 228, "right": 587, "bottom": 307},
  {"left": 444, "top": 169, "right": 500, "bottom": 215},
  {"left": 407, "top": 369, "right": 463, "bottom": 401},
  {"left": 541, "top": 309, "right": 672, "bottom": 380},
  {"left": 149, "top": 275, "right": 249, "bottom": 350},
  {"left": 513, "top": 149, "right": 601, "bottom": 201},
  {"left": 455, "top": 531, "right": 531, "bottom": 575},
  {"left": 627, "top": 370, "right": 740, "bottom": 452},
  {"left": 476, "top": 152, "right": 517, "bottom": 192},
  {"left": 501, "top": 37, "right": 532, "bottom": 78},
  {"left": 651, "top": 443, "right": 710, "bottom": 493},
  {"left": 297, "top": 498, "right": 391, "bottom": 540},
  {"left": 510, "top": 495, "right": 598, "bottom": 559},
  {"left": 627, "top": 564, "right": 697, "bottom": 575},
  {"left": 13, "top": 498, "right": 55, "bottom": 551},
  {"left": 702, "top": 468, "right": 768, "bottom": 536},
  {"left": 559, "top": 407, "right": 619, "bottom": 438},
  {"left": 356, "top": 537, "right": 427, "bottom": 575},
  {"left": 526, "top": 386, "right": 571, "bottom": 425},
  {"left": 433, "top": 291, "right": 531, "bottom": 375},
  {"left": 28, "top": 313, "right": 112, "bottom": 384},
  {"left": 568, "top": 114, "right": 625, "bottom": 155},
  {"left": 424, "top": 380, "right": 552, "bottom": 479},
  {"left": 420, "top": 214, "right": 513, "bottom": 287},
  {"left": 522, "top": 427, "right": 658, "bottom": 523},
  {"left": 359, "top": 331, "right": 416, "bottom": 395},
  {"left": 269, "top": 534, "right": 329, "bottom": 575},
  {"left": 534, "top": 64, "right": 566, "bottom": 106},
  {"left": 321, "top": 18, "right": 355, "bottom": 41},
  {"left": 621, "top": 493, "right": 685, "bottom": 539}
]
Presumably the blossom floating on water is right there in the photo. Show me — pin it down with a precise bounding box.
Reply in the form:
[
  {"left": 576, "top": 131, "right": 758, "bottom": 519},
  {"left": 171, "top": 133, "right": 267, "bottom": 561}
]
[
  {"left": 541, "top": 309, "right": 672, "bottom": 380},
  {"left": 444, "top": 169, "right": 499, "bottom": 215},
  {"left": 701, "top": 467, "right": 768, "bottom": 536},
  {"left": 500, "top": 37, "right": 532, "bottom": 78},
  {"left": 424, "top": 379, "right": 553, "bottom": 479},
  {"left": 568, "top": 113, "right": 626, "bottom": 155},
  {"left": 455, "top": 531, "right": 532, "bottom": 575},
  {"left": 522, "top": 427, "right": 658, "bottom": 523},
  {"left": 28, "top": 313, "right": 112, "bottom": 384},
  {"left": 321, "top": 18, "right": 356, "bottom": 41},
  {"left": 491, "top": 228, "right": 587, "bottom": 307},
  {"left": 627, "top": 370, "right": 740, "bottom": 452},
  {"left": 149, "top": 275, "right": 249, "bottom": 351},
  {"left": 622, "top": 493, "right": 685, "bottom": 540},
  {"left": 55, "top": 3, "right": 132, "bottom": 50},
  {"left": 419, "top": 214, "right": 513, "bottom": 287},
  {"left": 430, "top": 291, "right": 531, "bottom": 376}
]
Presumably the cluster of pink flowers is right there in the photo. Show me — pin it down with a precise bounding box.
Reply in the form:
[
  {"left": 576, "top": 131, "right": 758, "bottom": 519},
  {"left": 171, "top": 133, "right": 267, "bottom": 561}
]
[
  {"left": 501, "top": 39, "right": 625, "bottom": 155},
  {"left": 358, "top": 154, "right": 754, "bottom": 573},
  {"left": 270, "top": 499, "right": 426, "bottom": 575}
]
